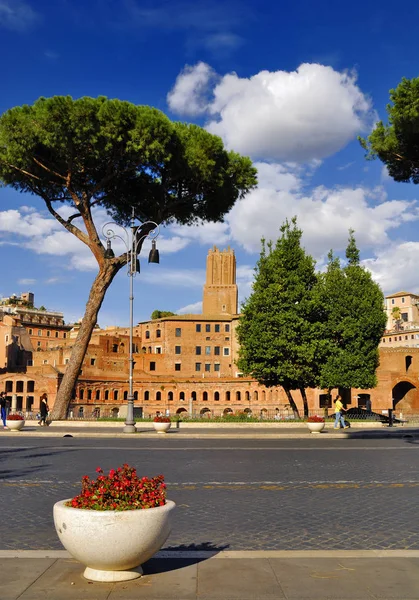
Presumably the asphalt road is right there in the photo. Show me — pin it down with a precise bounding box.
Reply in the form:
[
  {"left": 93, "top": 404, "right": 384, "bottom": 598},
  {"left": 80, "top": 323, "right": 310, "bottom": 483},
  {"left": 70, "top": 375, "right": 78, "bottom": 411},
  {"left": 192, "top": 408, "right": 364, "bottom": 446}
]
[{"left": 2, "top": 436, "right": 419, "bottom": 551}]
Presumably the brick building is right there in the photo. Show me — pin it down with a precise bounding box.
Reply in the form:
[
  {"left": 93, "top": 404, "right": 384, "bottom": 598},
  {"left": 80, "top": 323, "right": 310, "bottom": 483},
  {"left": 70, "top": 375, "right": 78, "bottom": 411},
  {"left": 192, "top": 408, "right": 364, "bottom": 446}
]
[{"left": 1, "top": 250, "right": 419, "bottom": 418}]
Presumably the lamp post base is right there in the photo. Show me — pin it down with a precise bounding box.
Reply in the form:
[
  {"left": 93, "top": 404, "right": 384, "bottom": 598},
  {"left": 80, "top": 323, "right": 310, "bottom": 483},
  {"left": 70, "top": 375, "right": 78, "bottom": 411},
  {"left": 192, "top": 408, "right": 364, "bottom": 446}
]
[{"left": 123, "top": 424, "right": 137, "bottom": 434}]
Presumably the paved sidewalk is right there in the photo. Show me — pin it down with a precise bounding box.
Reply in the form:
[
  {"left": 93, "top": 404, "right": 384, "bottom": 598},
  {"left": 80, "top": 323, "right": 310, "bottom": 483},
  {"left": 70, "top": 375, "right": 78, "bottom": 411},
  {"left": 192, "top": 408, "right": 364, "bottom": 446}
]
[
  {"left": 2, "top": 422, "right": 419, "bottom": 438},
  {"left": 3, "top": 550, "right": 419, "bottom": 599}
]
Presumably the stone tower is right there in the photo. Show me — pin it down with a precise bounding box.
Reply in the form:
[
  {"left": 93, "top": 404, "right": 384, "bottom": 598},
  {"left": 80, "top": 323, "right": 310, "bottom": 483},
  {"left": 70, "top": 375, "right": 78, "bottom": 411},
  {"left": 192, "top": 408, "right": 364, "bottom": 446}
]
[{"left": 202, "top": 246, "right": 238, "bottom": 315}]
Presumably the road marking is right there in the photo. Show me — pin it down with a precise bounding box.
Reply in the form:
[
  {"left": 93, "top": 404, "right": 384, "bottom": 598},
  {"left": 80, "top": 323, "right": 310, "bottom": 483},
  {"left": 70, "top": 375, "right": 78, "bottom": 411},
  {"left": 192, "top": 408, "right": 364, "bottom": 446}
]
[
  {"left": 0, "top": 445, "right": 418, "bottom": 451},
  {"left": 3, "top": 480, "right": 419, "bottom": 490}
]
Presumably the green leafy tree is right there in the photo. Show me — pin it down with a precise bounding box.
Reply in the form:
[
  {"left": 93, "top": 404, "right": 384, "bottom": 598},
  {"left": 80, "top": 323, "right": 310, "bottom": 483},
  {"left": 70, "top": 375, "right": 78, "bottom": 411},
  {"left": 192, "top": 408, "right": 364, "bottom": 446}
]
[
  {"left": 0, "top": 95, "right": 257, "bottom": 419},
  {"left": 318, "top": 231, "right": 387, "bottom": 393},
  {"left": 359, "top": 77, "right": 419, "bottom": 183},
  {"left": 151, "top": 310, "right": 176, "bottom": 319},
  {"left": 236, "top": 218, "right": 322, "bottom": 417}
]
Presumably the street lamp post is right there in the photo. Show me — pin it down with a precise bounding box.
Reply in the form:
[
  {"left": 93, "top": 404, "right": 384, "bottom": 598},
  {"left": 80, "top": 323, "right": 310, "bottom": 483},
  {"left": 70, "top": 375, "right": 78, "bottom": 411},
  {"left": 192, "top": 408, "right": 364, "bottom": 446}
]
[{"left": 103, "top": 209, "right": 160, "bottom": 433}]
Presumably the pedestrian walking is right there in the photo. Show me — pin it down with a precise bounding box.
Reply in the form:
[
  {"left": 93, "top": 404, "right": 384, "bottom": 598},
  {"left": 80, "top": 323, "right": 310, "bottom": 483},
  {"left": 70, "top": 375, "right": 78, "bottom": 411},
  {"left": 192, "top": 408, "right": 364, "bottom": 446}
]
[
  {"left": 0, "top": 392, "right": 7, "bottom": 429},
  {"left": 39, "top": 393, "right": 49, "bottom": 426},
  {"left": 333, "top": 395, "right": 349, "bottom": 429}
]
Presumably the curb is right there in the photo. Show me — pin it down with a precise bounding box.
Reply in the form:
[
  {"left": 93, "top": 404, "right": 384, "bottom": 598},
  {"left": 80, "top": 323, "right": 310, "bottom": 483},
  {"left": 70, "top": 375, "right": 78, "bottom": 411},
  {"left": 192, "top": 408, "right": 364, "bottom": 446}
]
[
  {"left": 2, "top": 549, "right": 419, "bottom": 559},
  {"left": 1, "top": 429, "right": 418, "bottom": 439}
]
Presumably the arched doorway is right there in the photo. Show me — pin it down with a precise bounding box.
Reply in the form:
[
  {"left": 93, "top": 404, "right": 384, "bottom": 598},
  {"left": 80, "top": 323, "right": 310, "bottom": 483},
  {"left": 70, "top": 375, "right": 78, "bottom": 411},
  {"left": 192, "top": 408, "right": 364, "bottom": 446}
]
[{"left": 392, "top": 381, "right": 417, "bottom": 411}]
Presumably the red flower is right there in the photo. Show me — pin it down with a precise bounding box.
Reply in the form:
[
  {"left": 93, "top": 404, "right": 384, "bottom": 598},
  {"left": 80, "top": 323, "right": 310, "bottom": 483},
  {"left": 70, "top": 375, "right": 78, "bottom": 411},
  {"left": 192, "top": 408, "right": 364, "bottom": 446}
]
[{"left": 65, "top": 465, "right": 167, "bottom": 512}]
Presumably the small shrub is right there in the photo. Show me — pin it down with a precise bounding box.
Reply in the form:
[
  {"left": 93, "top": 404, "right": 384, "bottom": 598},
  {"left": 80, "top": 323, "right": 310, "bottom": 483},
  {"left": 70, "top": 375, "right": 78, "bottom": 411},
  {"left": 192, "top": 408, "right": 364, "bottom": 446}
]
[
  {"left": 6, "top": 413, "right": 24, "bottom": 421},
  {"left": 307, "top": 415, "right": 325, "bottom": 423},
  {"left": 153, "top": 416, "right": 171, "bottom": 423},
  {"left": 67, "top": 464, "right": 166, "bottom": 511}
]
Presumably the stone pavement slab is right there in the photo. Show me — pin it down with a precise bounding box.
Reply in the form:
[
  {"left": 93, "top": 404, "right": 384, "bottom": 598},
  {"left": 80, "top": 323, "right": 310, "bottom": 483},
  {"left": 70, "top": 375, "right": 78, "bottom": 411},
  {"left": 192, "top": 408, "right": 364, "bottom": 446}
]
[
  {"left": 3, "top": 552, "right": 419, "bottom": 600},
  {"left": 3, "top": 423, "right": 419, "bottom": 439}
]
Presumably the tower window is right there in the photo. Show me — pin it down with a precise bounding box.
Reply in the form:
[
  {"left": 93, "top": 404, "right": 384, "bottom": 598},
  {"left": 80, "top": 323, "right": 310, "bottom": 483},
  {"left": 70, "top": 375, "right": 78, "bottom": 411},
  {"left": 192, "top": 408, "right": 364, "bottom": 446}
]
[
  {"left": 205, "top": 324, "right": 211, "bottom": 332},
  {"left": 175, "top": 328, "right": 181, "bottom": 337},
  {"left": 196, "top": 324, "right": 201, "bottom": 332}
]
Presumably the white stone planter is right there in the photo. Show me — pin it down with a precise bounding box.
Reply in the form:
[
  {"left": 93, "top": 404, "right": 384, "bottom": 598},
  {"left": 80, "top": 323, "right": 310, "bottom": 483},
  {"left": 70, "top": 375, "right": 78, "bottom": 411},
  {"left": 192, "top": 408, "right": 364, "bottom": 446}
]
[
  {"left": 306, "top": 421, "right": 325, "bottom": 433},
  {"left": 153, "top": 421, "right": 171, "bottom": 433},
  {"left": 5, "top": 419, "right": 25, "bottom": 431},
  {"left": 53, "top": 499, "right": 175, "bottom": 582}
]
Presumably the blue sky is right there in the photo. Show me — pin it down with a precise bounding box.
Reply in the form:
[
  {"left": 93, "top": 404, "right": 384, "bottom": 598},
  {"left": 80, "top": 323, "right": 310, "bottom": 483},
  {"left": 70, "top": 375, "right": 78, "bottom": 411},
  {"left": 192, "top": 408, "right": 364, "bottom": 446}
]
[{"left": 1, "top": 0, "right": 419, "bottom": 327}]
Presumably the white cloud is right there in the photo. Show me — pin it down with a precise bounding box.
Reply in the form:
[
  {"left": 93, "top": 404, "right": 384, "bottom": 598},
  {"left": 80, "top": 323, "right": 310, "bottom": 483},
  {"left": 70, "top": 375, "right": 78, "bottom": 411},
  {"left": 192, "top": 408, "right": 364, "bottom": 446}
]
[
  {"left": 168, "top": 62, "right": 374, "bottom": 162},
  {"left": 202, "top": 32, "right": 243, "bottom": 53},
  {"left": 17, "top": 278, "right": 36, "bottom": 285},
  {"left": 169, "top": 220, "right": 230, "bottom": 246},
  {"left": 144, "top": 268, "right": 205, "bottom": 287},
  {"left": 0, "top": 0, "right": 40, "bottom": 31},
  {"left": 167, "top": 62, "right": 217, "bottom": 116},
  {"left": 225, "top": 162, "right": 419, "bottom": 259},
  {"left": 363, "top": 242, "right": 419, "bottom": 296},
  {"left": 177, "top": 301, "right": 202, "bottom": 314},
  {"left": 0, "top": 209, "right": 59, "bottom": 237}
]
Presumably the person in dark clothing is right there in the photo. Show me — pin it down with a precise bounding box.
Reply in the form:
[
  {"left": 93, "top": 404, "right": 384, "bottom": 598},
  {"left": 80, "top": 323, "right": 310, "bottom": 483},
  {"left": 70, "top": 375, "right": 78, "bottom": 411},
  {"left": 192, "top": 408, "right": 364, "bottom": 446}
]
[
  {"left": 39, "top": 393, "right": 49, "bottom": 426},
  {"left": 0, "top": 392, "right": 7, "bottom": 429}
]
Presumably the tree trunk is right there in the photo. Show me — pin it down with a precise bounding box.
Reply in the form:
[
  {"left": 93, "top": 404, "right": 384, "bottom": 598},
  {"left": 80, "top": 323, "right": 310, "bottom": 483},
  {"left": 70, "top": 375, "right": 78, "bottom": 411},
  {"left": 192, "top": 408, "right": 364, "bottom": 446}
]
[
  {"left": 299, "top": 387, "right": 309, "bottom": 417},
  {"left": 51, "top": 262, "right": 122, "bottom": 420},
  {"left": 284, "top": 387, "right": 299, "bottom": 418}
]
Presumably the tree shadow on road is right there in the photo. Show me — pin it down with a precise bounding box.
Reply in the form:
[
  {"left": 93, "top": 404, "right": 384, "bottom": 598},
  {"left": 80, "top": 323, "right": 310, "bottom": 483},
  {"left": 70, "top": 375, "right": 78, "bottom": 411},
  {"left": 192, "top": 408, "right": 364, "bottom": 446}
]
[{"left": 0, "top": 446, "right": 77, "bottom": 480}]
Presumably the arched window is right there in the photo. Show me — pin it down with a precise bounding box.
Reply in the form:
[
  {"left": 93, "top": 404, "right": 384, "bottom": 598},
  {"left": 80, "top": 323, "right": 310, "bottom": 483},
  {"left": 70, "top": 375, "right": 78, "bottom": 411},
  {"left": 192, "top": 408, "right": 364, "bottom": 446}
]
[
  {"left": 156, "top": 329, "right": 161, "bottom": 338},
  {"left": 142, "top": 346, "right": 146, "bottom": 353},
  {"left": 191, "top": 391, "right": 197, "bottom": 401},
  {"left": 226, "top": 391, "right": 230, "bottom": 401},
  {"left": 203, "top": 391, "right": 208, "bottom": 401},
  {"left": 87, "top": 389, "right": 92, "bottom": 401},
  {"left": 133, "top": 391, "right": 138, "bottom": 400},
  {"left": 78, "top": 406, "right": 84, "bottom": 417},
  {"left": 124, "top": 391, "right": 128, "bottom": 400},
  {"left": 145, "top": 330, "right": 150, "bottom": 339},
  {"left": 113, "top": 390, "right": 118, "bottom": 401},
  {"left": 406, "top": 355, "right": 413, "bottom": 372},
  {"left": 180, "top": 391, "right": 185, "bottom": 401},
  {"left": 236, "top": 391, "right": 241, "bottom": 401},
  {"left": 104, "top": 390, "right": 109, "bottom": 401},
  {"left": 214, "top": 391, "right": 220, "bottom": 401},
  {"left": 245, "top": 391, "right": 250, "bottom": 401},
  {"left": 254, "top": 391, "right": 258, "bottom": 401},
  {"left": 168, "top": 391, "right": 174, "bottom": 401},
  {"left": 79, "top": 389, "right": 84, "bottom": 400},
  {"left": 144, "top": 390, "right": 149, "bottom": 401},
  {"left": 156, "top": 391, "right": 161, "bottom": 401},
  {"left": 95, "top": 389, "right": 100, "bottom": 400}
]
